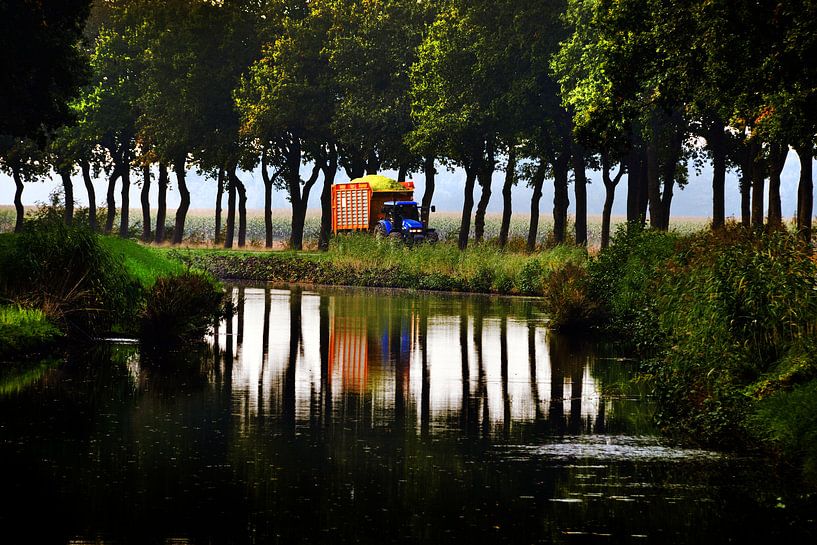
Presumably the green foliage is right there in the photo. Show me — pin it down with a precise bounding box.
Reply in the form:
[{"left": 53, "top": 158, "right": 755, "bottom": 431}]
[
  {"left": 2, "top": 216, "right": 138, "bottom": 335},
  {"left": 751, "top": 380, "right": 817, "bottom": 483},
  {"left": 139, "top": 272, "right": 228, "bottom": 345},
  {"left": 0, "top": 306, "right": 62, "bottom": 357},
  {"left": 593, "top": 224, "right": 817, "bottom": 462},
  {"left": 588, "top": 223, "right": 679, "bottom": 347}
]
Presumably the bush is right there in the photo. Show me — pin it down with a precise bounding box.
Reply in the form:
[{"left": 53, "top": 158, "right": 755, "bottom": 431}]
[
  {"left": 2, "top": 217, "right": 138, "bottom": 336},
  {"left": 588, "top": 223, "right": 679, "bottom": 347},
  {"left": 541, "top": 261, "right": 599, "bottom": 330},
  {"left": 140, "top": 272, "right": 229, "bottom": 344}
]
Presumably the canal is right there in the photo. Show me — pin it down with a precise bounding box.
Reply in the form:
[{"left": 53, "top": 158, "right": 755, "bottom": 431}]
[{"left": 0, "top": 285, "right": 812, "bottom": 544}]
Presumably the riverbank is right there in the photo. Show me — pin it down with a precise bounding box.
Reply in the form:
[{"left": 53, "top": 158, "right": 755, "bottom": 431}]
[
  {"left": 585, "top": 224, "right": 817, "bottom": 486},
  {"left": 0, "top": 217, "right": 227, "bottom": 358},
  {"left": 167, "top": 235, "right": 596, "bottom": 329}
]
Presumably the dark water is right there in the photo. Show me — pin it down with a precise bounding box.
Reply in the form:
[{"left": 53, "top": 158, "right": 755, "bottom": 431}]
[{"left": 0, "top": 286, "right": 813, "bottom": 544}]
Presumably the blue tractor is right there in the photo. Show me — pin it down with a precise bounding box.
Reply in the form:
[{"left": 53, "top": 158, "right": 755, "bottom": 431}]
[{"left": 373, "top": 201, "right": 439, "bottom": 243}]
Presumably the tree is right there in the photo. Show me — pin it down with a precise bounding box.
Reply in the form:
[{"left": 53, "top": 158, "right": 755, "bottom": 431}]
[
  {"left": 80, "top": 26, "right": 139, "bottom": 237},
  {"left": 410, "top": 3, "right": 508, "bottom": 250},
  {"left": 236, "top": 1, "right": 335, "bottom": 251},
  {"left": 555, "top": 0, "right": 697, "bottom": 232},
  {"left": 324, "top": 0, "right": 431, "bottom": 249},
  {"left": 0, "top": 0, "right": 91, "bottom": 139},
  {"left": 0, "top": 138, "right": 46, "bottom": 232}
]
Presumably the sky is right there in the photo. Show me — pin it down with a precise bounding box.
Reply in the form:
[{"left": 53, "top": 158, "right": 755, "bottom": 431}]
[{"left": 1, "top": 151, "right": 814, "bottom": 220}]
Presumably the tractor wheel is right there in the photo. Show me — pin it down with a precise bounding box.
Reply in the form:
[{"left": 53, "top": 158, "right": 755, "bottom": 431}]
[
  {"left": 389, "top": 231, "right": 403, "bottom": 243},
  {"left": 426, "top": 231, "right": 439, "bottom": 244},
  {"left": 374, "top": 224, "right": 388, "bottom": 239}
]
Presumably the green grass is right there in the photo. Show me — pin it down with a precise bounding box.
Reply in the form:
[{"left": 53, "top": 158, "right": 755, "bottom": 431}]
[
  {"left": 99, "top": 236, "right": 186, "bottom": 288},
  {"left": 0, "top": 306, "right": 62, "bottom": 356},
  {"left": 169, "top": 234, "right": 590, "bottom": 296}
]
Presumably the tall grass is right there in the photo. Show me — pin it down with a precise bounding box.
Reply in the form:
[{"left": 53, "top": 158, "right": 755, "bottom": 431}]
[{"left": 0, "top": 306, "right": 62, "bottom": 356}]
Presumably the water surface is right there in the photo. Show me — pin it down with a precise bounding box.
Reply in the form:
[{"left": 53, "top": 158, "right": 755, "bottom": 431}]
[{"left": 0, "top": 285, "right": 812, "bottom": 544}]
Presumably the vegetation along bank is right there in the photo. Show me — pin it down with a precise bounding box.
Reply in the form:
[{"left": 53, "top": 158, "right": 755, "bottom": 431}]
[{"left": 0, "top": 215, "right": 229, "bottom": 360}]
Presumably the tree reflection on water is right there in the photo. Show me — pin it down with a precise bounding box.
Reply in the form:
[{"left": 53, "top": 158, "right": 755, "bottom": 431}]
[{"left": 0, "top": 286, "right": 811, "bottom": 544}]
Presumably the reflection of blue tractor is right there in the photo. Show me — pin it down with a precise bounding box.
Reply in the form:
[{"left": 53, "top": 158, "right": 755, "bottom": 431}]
[{"left": 374, "top": 201, "right": 439, "bottom": 243}]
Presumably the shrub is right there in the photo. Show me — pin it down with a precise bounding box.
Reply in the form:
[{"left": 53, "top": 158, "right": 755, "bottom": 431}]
[
  {"left": 541, "top": 261, "right": 599, "bottom": 330},
  {"left": 140, "top": 272, "right": 229, "bottom": 344},
  {"left": 3, "top": 216, "right": 138, "bottom": 336},
  {"left": 588, "top": 223, "right": 678, "bottom": 347}
]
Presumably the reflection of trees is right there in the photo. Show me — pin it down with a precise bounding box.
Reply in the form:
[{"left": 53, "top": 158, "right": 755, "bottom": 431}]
[{"left": 283, "top": 287, "right": 301, "bottom": 432}]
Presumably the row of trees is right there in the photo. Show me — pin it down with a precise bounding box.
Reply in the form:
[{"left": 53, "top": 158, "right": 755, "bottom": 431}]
[{"left": 2, "top": 0, "right": 816, "bottom": 250}]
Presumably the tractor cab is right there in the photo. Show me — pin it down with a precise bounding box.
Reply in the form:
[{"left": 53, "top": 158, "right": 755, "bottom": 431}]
[{"left": 375, "top": 201, "right": 438, "bottom": 243}]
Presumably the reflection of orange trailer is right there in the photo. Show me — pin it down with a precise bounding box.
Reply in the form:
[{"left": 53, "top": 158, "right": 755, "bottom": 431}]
[
  {"left": 328, "top": 314, "right": 369, "bottom": 393},
  {"left": 332, "top": 178, "right": 415, "bottom": 233}
]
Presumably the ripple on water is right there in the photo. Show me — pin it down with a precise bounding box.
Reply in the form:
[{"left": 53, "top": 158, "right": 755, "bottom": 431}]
[{"left": 492, "top": 435, "right": 724, "bottom": 463}]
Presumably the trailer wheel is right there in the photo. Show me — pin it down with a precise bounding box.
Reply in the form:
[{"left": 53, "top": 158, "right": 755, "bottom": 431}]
[{"left": 374, "top": 224, "right": 388, "bottom": 239}]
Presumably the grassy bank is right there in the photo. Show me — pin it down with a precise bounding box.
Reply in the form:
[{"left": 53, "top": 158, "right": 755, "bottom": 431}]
[
  {"left": 0, "top": 216, "right": 226, "bottom": 356},
  {"left": 169, "top": 234, "right": 594, "bottom": 328},
  {"left": 588, "top": 224, "right": 817, "bottom": 484}
]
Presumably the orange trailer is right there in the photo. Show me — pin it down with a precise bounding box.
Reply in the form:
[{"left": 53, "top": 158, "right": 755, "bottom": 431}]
[{"left": 332, "top": 178, "right": 415, "bottom": 233}]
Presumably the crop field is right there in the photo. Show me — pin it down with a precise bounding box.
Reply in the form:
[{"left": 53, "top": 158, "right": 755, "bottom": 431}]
[{"left": 0, "top": 205, "right": 709, "bottom": 249}]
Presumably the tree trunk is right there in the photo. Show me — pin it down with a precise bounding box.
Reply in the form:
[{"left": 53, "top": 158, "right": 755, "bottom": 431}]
[
  {"left": 638, "top": 151, "right": 649, "bottom": 225},
  {"left": 12, "top": 165, "right": 24, "bottom": 233},
  {"left": 626, "top": 145, "right": 641, "bottom": 223},
  {"left": 572, "top": 144, "right": 587, "bottom": 245},
  {"left": 601, "top": 155, "right": 625, "bottom": 250},
  {"left": 215, "top": 167, "right": 224, "bottom": 245},
  {"left": 230, "top": 169, "right": 247, "bottom": 247},
  {"left": 118, "top": 176, "right": 129, "bottom": 237},
  {"left": 224, "top": 174, "right": 236, "bottom": 249},
  {"left": 498, "top": 147, "right": 516, "bottom": 248},
  {"left": 289, "top": 164, "right": 320, "bottom": 251},
  {"left": 118, "top": 153, "right": 130, "bottom": 238},
  {"left": 646, "top": 134, "right": 662, "bottom": 229},
  {"left": 319, "top": 147, "right": 338, "bottom": 252},
  {"left": 796, "top": 143, "right": 814, "bottom": 243},
  {"left": 526, "top": 158, "right": 547, "bottom": 252},
  {"left": 154, "top": 163, "right": 168, "bottom": 243},
  {"left": 553, "top": 150, "right": 570, "bottom": 244},
  {"left": 104, "top": 168, "right": 120, "bottom": 234},
  {"left": 420, "top": 155, "right": 436, "bottom": 227},
  {"left": 397, "top": 164, "right": 408, "bottom": 183},
  {"left": 739, "top": 142, "right": 754, "bottom": 227},
  {"left": 261, "top": 151, "right": 273, "bottom": 248},
  {"left": 365, "top": 149, "right": 379, "bottom": 175},
  {"left": 59, "top": 168, "right": 74, "bottom": 227},
  {"left": 141, "top": 164, "right": 151, "bottom": 241},
  {"left": 767, "top": 142, "right": 787, "bottom": 228},
  {"left": 80, "top": 160, "right": 97, "bottom": 231},
  {"left": 474, "top": 147, "right": 495, "bottom": 244},
  {"left": 709, "top": 122, "right": 726, "bottom": 229},
  {"left": 458, "top": 166, "right": 478, "bottom": 250},
  {"left": 751, "top": 151, "right": 765, "bottom": 228},
  {"left": 290, "top": 199, "right": 307, "bottom": 251},
  {"left": 172, "top": 158, "right": 189, "bottom": 245}
]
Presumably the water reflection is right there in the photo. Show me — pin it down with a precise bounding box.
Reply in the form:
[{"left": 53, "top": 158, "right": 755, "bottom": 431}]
[
  {"left": 1, "top": 285, "right": 813, "bottom": 544},
  {"left": 213, "top": 287, "right": 608, "bottom": 440}
]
